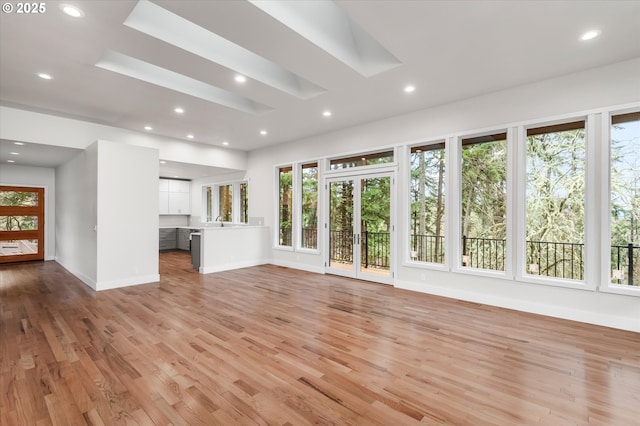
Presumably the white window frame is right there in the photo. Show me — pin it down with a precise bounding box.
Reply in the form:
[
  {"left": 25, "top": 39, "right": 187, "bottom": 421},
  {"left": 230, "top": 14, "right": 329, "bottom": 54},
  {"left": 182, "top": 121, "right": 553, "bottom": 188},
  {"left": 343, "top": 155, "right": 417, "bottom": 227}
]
[
  {"left": 600, "top": 105, "right": 640, "bottom": 297},
  {"left": 203, "top": 180, "right": 248, "bottom": 225},
  {"left": 514, "top": 116, "right": 595, "bottom": 291},
  {"left": 452, "top": 128, "right": 512, "bottom": 280},
  {"left": 274, "top": 164, "right": 294, "bottom": 250},
  {"left": 404, "top": 139, "right": 450, "bottom": 272},
  {"left": 296, "top": 160, "right": 321, "bottom": 254}
]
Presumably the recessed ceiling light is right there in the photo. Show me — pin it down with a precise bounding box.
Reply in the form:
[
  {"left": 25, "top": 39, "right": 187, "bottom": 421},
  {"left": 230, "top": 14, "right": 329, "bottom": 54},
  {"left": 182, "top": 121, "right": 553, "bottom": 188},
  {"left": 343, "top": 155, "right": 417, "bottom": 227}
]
[
  {"left": 174, "top": 107, "right": 184, "bottom": 114},
  {"left": 60, "top": 4, "right": 84, "bottom": 18},
  {"left": 235, "top": 74, "right": 247, "bottom": 83},
  {"left": 7, "top": 160, "right": 15, "bottom": 163},
  {"left": 10, "top": 152, "right": 20, "bottom": 155},
  {"left": 173, "top": 175, "right": 179, "bottom": 178},
  {"left": 13, "top": 142, "right": 25, "bottom": 145},
  {"left": 160, "top": 160, "right": 167, "bottom": 164},
  {"left": 144, "top": 125, "right": 153, "bottom": 131},
  {"left": 222, "top": 141, "right": 229, "bottom": 146},
  {"left": 323, "top": 110, "right": 332, "bottom": 117},
  {"left": 260, "top": 130, "right": 268, "bottom": 135},
  {"left": 581, "top": 30, "right": 600, "bottom": 41},
  {"left": 404, "top": 85, "right": 416, "bottom": 93},
  {"left": 187, "top": 134, "right": 194, "bottom": 139},
  {"left": 37, "top": 73, "right": 53, "bottom": 80}
]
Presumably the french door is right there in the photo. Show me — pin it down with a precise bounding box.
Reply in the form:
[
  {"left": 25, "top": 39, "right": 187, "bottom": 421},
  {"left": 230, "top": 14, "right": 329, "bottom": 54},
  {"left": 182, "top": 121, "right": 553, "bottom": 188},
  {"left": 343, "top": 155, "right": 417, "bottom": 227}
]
[
  {"left": 325, "top": 172, "right": 394, "bottom": 284},
  {"left": 0, "top": 186, "right": 45, "bottom": 263}
]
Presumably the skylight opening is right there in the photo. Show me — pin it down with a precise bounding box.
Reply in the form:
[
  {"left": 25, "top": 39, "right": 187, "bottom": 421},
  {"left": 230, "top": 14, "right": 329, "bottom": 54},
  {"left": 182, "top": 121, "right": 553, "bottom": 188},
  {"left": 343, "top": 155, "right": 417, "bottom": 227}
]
[
  {"left": 95, "top": 50, "right": 273, "bottom": 115},
  {"left": 248, "top": 0, "right": 401, "bottom": 77},
  {"left": 124, "top": 0, "right": 325, "bottom": 99}
]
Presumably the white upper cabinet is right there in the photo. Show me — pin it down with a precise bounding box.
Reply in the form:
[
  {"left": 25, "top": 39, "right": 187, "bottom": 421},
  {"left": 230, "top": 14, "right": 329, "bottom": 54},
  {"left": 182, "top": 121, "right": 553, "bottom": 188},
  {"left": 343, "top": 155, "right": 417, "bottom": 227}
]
[{"left": 159, "top": 178, "right": 191, "bottom": 215}]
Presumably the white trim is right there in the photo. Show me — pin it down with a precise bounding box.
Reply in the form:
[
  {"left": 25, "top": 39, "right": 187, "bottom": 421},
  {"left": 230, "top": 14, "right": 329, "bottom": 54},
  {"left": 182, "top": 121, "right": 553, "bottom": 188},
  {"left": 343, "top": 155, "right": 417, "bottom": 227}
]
[
  {"left": 395, "top": 279, "right": 640, "bottom": 332},
  {"left": 452, "top": 128, "right": 509, "bottom": 276},
  {"left": 600, "top": 106, "right": 640, "bottom": 295},
  {"left": 54, "top": 258, "right": 97, "bottom": 290},
  {"left": 96, "top": 274, "right": 160, "bottom": 291},
  {"left": 323, "top": 170, "right": 396, "bottom": 285},
  {"left": 269, "top": 258, "right": 325, "bottom": 274},
  {"left": 403, "top": 140, "right": 450, "bottom": 270},
  {"left": 584, "top": 113, "right": 599, "bottom": 291},
  {"left": 505, "top": 126, "right": 516, "bottom": 279},
  {"left": 200, "top": 259, "right": 268, "bottom": 274}
]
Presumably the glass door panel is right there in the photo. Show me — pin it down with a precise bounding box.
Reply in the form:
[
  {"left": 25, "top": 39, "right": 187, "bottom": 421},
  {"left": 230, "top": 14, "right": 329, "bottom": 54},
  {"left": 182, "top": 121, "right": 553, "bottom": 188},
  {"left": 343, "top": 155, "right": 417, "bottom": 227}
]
[
  {"left": 326, "top": 173, "right": 393, "bottom": 284},
  {"left": 328, "top": 179, "right": 355, "bottom": 275},
  {"left": 359, "top": 176, "right": 392, "bottom": 280}
]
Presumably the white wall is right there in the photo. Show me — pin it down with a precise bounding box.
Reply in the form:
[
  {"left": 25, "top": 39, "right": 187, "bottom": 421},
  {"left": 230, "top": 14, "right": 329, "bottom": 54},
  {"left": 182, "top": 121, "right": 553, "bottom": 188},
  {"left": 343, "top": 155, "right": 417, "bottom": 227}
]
[
  {"left": 0, "top": 106, "right": 248, "bottom": 171},
  {"left": 0, "top": 164, "right": 56, "bottom": 260},
  {"left": 246, "top": 58, "right": 640, "bottom": 331},
  {"left": 55, "top": 145, "right": 98, "bottom": 287},
  {"left": 95, "top": 140, "right": 159, "bottom": 289}
]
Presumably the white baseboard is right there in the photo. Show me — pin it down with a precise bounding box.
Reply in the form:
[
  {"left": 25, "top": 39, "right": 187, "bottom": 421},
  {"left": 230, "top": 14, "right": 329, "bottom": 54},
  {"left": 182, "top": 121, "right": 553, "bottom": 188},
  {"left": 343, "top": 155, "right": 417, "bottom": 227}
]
[
  {"left": 396, "top": 279, "right": 640, "bottom": 333},
  {"left": 55, "top": 258, "right": 97, "bottom": 290},
  {"left": 200, "top": 259, "right": 268, "bottom": 274},
  {"left": 268, "top": 258, "right": 325, "bottom": 274},
  {"left": 96, "top": 274, "right": 160, "bottom": 291}
]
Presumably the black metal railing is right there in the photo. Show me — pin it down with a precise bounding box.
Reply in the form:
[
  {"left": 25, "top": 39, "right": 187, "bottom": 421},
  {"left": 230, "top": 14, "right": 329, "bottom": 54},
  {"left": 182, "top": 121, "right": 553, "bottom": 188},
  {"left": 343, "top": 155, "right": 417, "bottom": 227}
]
[
  {"left": 329, "top": 229, "right": 353, "bottom": 264},
  {"left": 611, "top": 243, "right": 639, "bottom": 286},
  {"left": 325, "top": 229, "right": 639, "bottom": 285},
  {"left": 279, "top": 227, "right": 292, "bottom": 247},
  {"left": 301, "top": 227, "right": 317, "bottom": 249},
  {"left": 361, "top": 231, "right": 391, "bottom": 269},
  {"left": 462, "top": 235, "right": 507, "bottom": 271},
  {"left": 526, "top": 240, "right": 584, "bottom": 280},
  {"left": 410, "top": 234, "right": 445, "bottom": 264}
]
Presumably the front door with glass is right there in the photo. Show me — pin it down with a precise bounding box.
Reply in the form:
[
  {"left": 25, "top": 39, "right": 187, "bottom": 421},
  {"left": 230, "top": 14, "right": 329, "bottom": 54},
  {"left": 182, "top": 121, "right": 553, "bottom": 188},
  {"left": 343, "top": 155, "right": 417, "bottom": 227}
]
[
  {"left": 0, "top": 186, "right": 45, "bottom": 263},
  {"left": 326, "top": 173, "right": 393, "bottom": 284}
]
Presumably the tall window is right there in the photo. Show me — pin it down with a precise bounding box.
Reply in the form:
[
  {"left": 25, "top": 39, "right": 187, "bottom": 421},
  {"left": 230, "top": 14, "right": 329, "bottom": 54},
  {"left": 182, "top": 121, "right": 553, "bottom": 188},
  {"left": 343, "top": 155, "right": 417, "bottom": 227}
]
[
  {"left": 278, "top": 166, "right": 293, "bottom": 247},
  {"left": 610, "top": 112, "right": 640, "bottom": 286},
  {"left": 301, "top": 162, "right": 318, "bottom": 249},
  {"left": 526, "top": 121, "right": 585, "bottom": 280},
  {"left": 204, "top": 181, "right": 248, "bottom": 224},
  {"left": 240, "top": 182, "right": 248, "bottom": 224},
  {"left": 410, "top": 143, "right": 445, "bottom": 263},
  {"left": 218, "top": 184, "right": 233, "bottom": 222},
  {"left": 460, "top": 133, "right": 507, "bottom": 271}
]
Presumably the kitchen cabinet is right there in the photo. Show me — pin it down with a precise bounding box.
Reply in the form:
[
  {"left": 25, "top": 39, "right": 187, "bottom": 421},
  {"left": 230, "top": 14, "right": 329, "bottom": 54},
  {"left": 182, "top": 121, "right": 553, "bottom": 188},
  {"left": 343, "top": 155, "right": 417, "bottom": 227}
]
[
  {"left": 177, "top": 228, "right": 198, "bottom": 251},
  {"left": 159, "top": 178, "right": 191, "bottom": 215},
  {"left": 160, "top": 228, "right": 199, "bottom": 251},
  {"left": 159, "top": 228, "right": 177, "bottom": 250}
]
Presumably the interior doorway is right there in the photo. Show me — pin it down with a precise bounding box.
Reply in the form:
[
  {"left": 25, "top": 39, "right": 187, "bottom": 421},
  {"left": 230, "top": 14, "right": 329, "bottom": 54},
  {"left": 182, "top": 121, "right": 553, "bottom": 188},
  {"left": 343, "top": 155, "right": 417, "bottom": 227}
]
[
  {"left": 325, "top": 172, "right": 394, "bottom": 284},
  {"left": 0, "top": 186, "right": 45, "bottom": 263}
]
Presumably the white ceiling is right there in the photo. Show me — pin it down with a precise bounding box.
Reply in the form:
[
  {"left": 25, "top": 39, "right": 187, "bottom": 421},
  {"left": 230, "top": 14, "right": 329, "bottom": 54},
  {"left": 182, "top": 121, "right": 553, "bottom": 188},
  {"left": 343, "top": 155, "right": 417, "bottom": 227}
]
[{"left": 1, "top": 0, "right": 640, "bottom": 174}]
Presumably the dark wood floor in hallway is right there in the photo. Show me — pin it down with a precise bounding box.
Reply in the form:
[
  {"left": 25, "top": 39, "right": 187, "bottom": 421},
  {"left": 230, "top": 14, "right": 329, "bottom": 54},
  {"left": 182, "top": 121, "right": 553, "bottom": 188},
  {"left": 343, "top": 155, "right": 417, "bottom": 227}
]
[{"left": 1, "top": 251, "right": 639, "bottom": 425}]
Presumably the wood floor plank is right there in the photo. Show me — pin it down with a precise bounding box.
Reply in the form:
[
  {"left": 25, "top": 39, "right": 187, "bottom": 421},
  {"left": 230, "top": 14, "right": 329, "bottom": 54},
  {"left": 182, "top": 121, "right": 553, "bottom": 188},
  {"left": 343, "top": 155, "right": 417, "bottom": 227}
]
[{"left": 1, "top": 251, "right": 639, "bottom": 425}]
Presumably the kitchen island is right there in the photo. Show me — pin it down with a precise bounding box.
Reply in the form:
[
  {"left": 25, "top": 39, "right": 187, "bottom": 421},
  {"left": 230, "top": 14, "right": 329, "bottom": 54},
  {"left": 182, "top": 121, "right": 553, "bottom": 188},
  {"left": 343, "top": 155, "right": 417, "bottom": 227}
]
[{"left": 196, "top": 225, "right": 270, "bottom": 273}]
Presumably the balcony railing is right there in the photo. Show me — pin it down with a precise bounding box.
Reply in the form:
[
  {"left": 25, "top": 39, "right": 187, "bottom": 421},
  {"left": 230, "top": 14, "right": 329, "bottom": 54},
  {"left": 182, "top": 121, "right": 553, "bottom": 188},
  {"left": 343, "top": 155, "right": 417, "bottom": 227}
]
[
  {"left": 462, "top": 236, "right": 507, "bottom": 272},
  {"left": 611, "top": 243, "right": 639, "bottom": 286},
  {"left": 525, "top": 239, "right": 584, "bottom": 280},
  {"left": 290, "top": 227, "right": 640, "bottom": 285}
]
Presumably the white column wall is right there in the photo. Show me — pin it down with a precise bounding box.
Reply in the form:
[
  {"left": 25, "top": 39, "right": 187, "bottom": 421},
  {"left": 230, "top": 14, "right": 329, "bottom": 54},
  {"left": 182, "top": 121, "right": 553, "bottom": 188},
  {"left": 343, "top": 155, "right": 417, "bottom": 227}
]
[
  {"left": 55, "top": 144, "right": 99, "bottom": 288},
  {"left": 95, "top": 140, "right": 159, "bottom": 289},
  {"left": 0, "top": 164, "right": 56, "bottom": 260}
]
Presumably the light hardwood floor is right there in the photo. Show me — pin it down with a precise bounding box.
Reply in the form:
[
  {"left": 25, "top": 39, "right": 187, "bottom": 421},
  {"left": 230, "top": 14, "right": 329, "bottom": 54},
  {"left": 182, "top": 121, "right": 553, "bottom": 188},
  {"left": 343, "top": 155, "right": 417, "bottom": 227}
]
[{"left": 1, "top": 251, "right": 639, "bottom": 425}]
